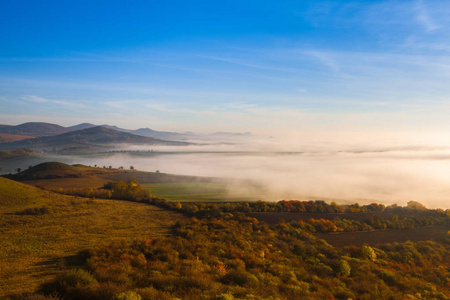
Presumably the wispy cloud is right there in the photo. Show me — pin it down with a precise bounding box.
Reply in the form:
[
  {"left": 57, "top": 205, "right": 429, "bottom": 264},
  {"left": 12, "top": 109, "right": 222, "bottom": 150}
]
[
  {"left": 414, "top": 0, "right": 440, "bottom": 32},
  {"left": 200, "top": 55, "right": 304, "bottom": 75},
  {"left": 21, "top": 95, "right": 74, "bottom": 106},
  {"left": 144, "top": 103, "right": 171, "bottom": 112},
  {"left": 302, "top": 50, "right": 341, "bottom": 72}
]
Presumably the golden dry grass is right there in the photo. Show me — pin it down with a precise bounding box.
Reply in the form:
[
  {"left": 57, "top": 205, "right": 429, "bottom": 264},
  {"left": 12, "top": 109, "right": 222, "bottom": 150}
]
[
  {"left": 23, "top": 176, "right": 110, "bottom": 190},
  {"left": 0, "top": 178, "right": 185, "bottom": 298}
]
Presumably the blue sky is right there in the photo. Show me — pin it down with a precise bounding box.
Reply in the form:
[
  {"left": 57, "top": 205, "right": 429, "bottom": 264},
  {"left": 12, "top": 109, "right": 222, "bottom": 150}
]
[{"left": 1, "top": 0, "right": 450, "bottom": 139}]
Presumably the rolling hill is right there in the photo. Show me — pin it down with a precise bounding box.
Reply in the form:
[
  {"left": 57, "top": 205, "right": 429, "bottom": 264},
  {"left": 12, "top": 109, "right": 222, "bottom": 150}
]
[
  {"left": 5, "top": 161, "right": 86, "bottom": 180},
  {"left": 0, "top": 122, "right": 70, "bottom": 137},
  {"left": 0, "top": 122, "right": 255, "bottom": 143},
  {"left": 4, "top": 161, "right": 225, "bottom": 186},
  {"left": 0, "top": 126, "right": 190, "bottom": 152},
  {"left": 0, "top": 176, "right": 49, "bottom": 206},
  {"left": 0, "top": 148, "right": 33, "bottom": 161}
]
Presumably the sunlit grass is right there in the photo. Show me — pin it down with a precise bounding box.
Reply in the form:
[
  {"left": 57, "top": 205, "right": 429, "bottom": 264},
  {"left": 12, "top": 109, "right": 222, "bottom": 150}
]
[{"left": 0, "top": 178, "right": 185, "bottom": 297}]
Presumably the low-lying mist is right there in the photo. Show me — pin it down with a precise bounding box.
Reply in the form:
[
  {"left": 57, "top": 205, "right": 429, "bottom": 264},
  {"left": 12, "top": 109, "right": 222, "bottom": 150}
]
[
  {"left": 5, "top": 138, "right": 450, "bottom": 209},
  {"left": 106, "top": 150, "right": 450, "bottom": 209}
]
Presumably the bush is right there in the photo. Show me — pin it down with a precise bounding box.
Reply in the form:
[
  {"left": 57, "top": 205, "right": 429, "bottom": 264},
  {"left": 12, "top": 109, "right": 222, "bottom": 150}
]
[
  {"left": 362, "top": 246, "right": 377, "bottom": 261},
  {"left": 215, "top": 293, "right": 234, "bottom": 300},
  {"left": 135, "top": 287, "right": 173, "bottom": 300},
  {"left": 339, "top": 259, "right": 351, "bottom": 276},
  {"left": 221, "top": 270, "right": 259, "bottom": 287},
  {"left": 112, "top": 291, "right": 142, "bottom": 300},
  {"left": 42, "top": 269, "right": 97, "bottom": 294}
]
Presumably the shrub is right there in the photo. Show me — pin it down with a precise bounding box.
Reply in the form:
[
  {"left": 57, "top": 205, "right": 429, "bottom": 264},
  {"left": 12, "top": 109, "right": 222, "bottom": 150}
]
[
  {"left": 362, "top": 245, "right": 377, "bottom": 261},
  {"left": 112, "top": 291, "right": 142, "bottom": 300},
  {"left": 41, "top": 269, "right": 97, "bottom": 295},
  {"left": 215, "top": 293, "right": 234, "bottom": 300},
  {"left": 221, "top": 270, "right": 259, "bottom": 287},
  {"left": 67, "top": 281, "right": 125, "bottom": 300},
  {"left": 339, "top": 259, "right": 351, "bottom": 276},
  {"left": 57, "top": 269, "right": 97, "bottom": 288},
  {"left": 135, "top": 287, "right": 173, "bottom": 300}
]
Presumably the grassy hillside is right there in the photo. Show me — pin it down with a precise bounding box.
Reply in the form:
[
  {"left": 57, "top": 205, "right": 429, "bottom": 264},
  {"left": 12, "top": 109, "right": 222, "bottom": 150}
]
[
  {"left": 0, "top": 177, "right": 185, "bottom": 298},
  {"left": 6, "top": 161, "right": 219, "bottom": 183},
  {"left": 0, "top": 177, "right": 48, "bottom": 207},
  {"left": 4, "top": 162, "right": 235, "bottom": 199}
]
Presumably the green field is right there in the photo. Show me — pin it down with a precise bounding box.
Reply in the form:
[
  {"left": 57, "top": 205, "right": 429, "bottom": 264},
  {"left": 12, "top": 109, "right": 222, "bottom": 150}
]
[{"left": 144, "top": 182, "right": 264, "bottom": 202}]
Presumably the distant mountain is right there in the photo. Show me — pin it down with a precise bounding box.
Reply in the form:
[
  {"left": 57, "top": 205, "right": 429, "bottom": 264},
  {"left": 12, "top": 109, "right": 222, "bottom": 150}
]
[
  {"left": 102, "top": 125, "right": 126, "bottom": 132},
  {"left": 58, "top": 126, "right": 178, "bottom": 144},
  {"left": 0, "top": 122, "right": 254, "bottom": 143},
  {"left": 67, "top": 123, "right": 96, "bottom": 131},
  {"left": 131, "top": 127, "right": 192, "bottom": 140},
  {"left": 0, "top": 122, "right": 70, "bottom": 137},
  {"left": 210, "top": 132, "right": 253, "bottom": 137},
  {"left": 0, "top": 126, "right": 189, "bottom": 152},
  {"left": 70, "top": 124, "right": 252, "bottom": 141}
]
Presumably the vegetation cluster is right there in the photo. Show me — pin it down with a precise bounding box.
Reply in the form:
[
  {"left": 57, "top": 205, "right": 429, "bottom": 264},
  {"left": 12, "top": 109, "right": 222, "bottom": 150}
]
[
  {"left": 146, "top": 199, "right": 450, "bottom": 234},
  {"left": 62, "top": 179, "right": 151, "bottom": 202},
  {"left": 36, "top": 213, "right": 449, "bottom": 300}
]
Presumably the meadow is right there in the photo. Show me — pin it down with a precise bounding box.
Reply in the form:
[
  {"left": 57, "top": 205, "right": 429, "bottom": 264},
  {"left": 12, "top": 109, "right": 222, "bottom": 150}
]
[{"left": 0, "top": 177, "right": 185, "bottom": 297}]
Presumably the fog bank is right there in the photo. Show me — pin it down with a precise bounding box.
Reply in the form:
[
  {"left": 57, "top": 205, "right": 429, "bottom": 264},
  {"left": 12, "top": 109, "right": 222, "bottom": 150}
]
[{"left": 4, "top": 139, "right": 450, "bottom": 209}]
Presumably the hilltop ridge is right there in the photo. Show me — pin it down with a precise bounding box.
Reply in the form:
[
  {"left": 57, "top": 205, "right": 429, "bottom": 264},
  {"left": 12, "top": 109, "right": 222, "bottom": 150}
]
[
  {"left": 0, "top": 122, "right": 254, "bottom": 143},
  {"left": 0, "top": 126, "right": 190, "bottom": 152},
  {"left": 0, "top": 122, "right": 70, "bottom": 137}
]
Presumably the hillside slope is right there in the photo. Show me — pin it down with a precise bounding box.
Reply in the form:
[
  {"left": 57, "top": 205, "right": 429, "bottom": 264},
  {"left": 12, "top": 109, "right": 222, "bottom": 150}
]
[
  {"left": 4, "top": 161, "right": 223, "bottom": 184},
  {"left": 0, "top": 148, "right": 33, "bottom": 161},
  {"left": 0, "top": 177, "right": 185, "bottom": 297},
  {"left": 0, "top": 177, "right": 49, "bottom": 207}
]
